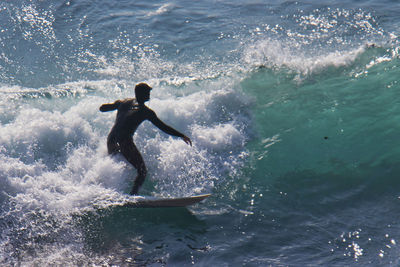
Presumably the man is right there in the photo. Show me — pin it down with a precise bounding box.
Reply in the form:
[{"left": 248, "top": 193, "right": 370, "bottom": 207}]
[{"left": 99, "top": 83, "right": 192, "bottom": 195}]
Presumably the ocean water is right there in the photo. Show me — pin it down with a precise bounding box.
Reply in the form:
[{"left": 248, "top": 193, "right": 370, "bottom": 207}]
[{"left": 1, "top": 0, "right": 400, "bottom": 265}]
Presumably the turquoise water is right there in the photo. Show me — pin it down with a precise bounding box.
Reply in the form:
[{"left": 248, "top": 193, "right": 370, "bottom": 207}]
[{"left": 1, "top": 0, "right": 400, "bottom": 265}]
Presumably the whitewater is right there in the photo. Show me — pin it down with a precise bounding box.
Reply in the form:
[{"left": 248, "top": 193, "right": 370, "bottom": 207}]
[{"left": 1, "top": 0, "right": 400, "bottom": 265}]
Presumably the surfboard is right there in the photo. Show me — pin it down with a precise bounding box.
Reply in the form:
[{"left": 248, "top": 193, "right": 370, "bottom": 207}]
[{"left": 122, "top": 193, "right": 211, "bottom": 208}]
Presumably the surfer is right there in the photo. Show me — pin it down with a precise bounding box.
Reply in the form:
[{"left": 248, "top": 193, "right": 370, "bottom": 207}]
[{"left": 99, "top": 83, "right": 192, "bottom": 195}]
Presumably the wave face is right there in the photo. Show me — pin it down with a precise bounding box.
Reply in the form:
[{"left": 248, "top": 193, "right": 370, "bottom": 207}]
[{"left": 1, "top": 0, "right": 400, "bottom": 265}]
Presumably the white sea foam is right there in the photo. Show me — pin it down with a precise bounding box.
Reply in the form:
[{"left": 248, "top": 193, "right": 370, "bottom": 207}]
[
  {"left": 146, "top": 3, "right": 174, "bottom": 17},
  {"left": 0, "top": 107, "right": 96, "bottom": 166},
  {"left": 0, "top": 74, "right": 250, "bottom": 264},
  {"left": 0, "top": 73, "right": 249, "bottom": 207},
  {"left": 133, "top": 87, "right": 249, "bottom": 197},
  {"left": 241, "top": 7, "right": 391, "bottom": 78},
  {"left": 192, "top": 123, "right": 245, "bottom": 152},
  {"left": 243, "top": 38, "right": 366, "bottom": 76}
]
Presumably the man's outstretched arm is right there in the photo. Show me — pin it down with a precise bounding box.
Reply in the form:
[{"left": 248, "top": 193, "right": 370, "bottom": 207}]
[
  {"left": 99, "top": 100, "right": 121, "bottom": 112},
  {"left": 149, "top": 110, "right": 192, "bottom": 146}
]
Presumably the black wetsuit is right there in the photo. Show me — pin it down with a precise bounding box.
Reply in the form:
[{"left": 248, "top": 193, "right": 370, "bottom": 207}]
[{"left": 100, "top": 98, "right": 185, "bottom": 195}]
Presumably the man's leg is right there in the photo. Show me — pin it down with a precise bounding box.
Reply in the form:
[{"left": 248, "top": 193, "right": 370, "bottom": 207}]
[
  {"left": 120, "top": 139, "right": 147, "bottom": 195},
  {"left": 107, "top": 136, "right": 119, "bottom": 155}
]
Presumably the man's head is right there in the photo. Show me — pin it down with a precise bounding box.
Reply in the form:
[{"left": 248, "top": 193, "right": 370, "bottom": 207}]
[{"left": 135, "top": 83, "right": 152, "bottom": 104}]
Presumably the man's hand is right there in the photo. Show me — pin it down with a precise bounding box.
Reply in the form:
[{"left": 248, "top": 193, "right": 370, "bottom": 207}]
[{"left": 183, "top": 136, "right": 192, "bottom": 146}]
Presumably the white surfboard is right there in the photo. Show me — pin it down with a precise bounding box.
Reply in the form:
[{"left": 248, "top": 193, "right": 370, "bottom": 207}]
[{"left": 121, "top": 194, "right": 211, "bottom": 208}]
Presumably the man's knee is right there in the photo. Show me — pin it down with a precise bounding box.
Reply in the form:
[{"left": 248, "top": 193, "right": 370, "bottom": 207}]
[{"left": 107, "top": 141, "right": 119, "bottom": 155}]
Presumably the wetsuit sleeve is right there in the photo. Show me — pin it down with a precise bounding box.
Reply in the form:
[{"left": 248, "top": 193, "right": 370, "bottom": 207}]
[
  {"left": 99, "top": 100, "right": 121, "bottom": 112},
  {"left": 147, "top": 109, "right": 185, "bottom": 138}
]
